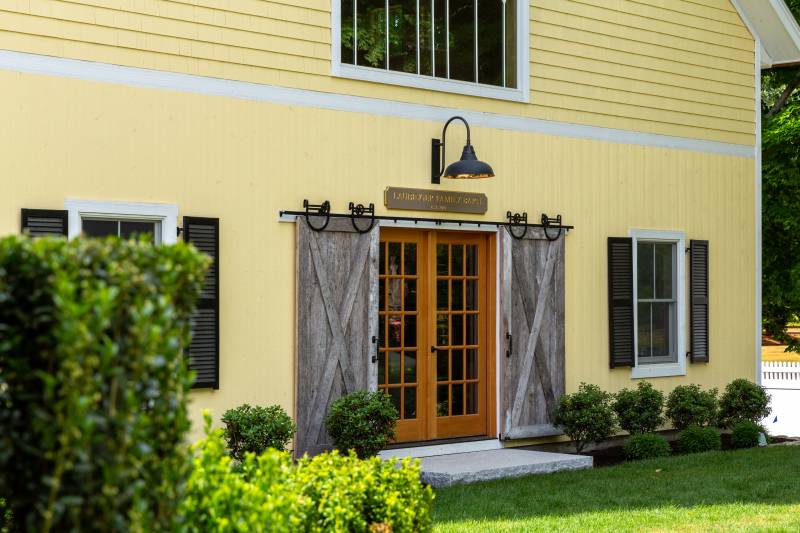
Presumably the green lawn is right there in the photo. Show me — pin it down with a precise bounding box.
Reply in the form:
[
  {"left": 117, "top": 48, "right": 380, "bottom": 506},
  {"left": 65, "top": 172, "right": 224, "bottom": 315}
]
[{"left": 433, "top": 446, "right": 800, "bottom": 532}]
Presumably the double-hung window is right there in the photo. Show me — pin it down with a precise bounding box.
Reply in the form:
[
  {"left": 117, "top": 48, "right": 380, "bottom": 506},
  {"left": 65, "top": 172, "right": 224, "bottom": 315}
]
[
  {"left": 630, "top": 230, "right": 686, "bottom": 378},
  {"left": 334, "top": 0, "right": 528, "bottom": 101}
]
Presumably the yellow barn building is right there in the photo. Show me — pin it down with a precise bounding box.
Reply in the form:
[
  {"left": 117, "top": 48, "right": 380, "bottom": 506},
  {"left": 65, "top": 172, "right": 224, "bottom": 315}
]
[{"left": 3, "top": 0, "right": 800, "bottom": 453}]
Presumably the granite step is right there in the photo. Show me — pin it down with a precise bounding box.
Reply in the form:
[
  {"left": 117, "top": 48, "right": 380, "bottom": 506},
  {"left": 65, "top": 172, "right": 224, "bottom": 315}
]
[{"left": 410, "top": 448, "right": 592, "bottom": 488}]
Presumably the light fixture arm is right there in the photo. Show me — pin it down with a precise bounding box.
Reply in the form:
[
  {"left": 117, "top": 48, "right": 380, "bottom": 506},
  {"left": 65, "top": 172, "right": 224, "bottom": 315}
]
[{"left": 432, "top": 115, "right": 471, "bottom": 184}]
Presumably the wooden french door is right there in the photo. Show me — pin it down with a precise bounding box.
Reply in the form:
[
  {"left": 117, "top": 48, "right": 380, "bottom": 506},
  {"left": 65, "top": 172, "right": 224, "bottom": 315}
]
[{"left": 378, "top": 229, "right": 493, "bottom": 442}]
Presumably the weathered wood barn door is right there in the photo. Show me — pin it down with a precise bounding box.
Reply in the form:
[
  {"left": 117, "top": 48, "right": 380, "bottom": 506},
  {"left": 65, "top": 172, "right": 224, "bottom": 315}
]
[
  {"left": 499, "top": 227, "right": 565, "bottom": 440},
  {"left": 295, "top": 218, "right": 379, "bottom": 456}
]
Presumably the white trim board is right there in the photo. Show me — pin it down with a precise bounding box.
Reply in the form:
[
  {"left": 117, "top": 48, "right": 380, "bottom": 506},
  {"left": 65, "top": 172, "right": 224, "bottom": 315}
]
[
  {"left": 628, "top": 229, "right": 687, "bottom": 380},
  {"left": 64, "top": 198, "right": 178, "bottom": 245},
  {"left": 0, "top": 49, "right": 753, "bottom": 159}
]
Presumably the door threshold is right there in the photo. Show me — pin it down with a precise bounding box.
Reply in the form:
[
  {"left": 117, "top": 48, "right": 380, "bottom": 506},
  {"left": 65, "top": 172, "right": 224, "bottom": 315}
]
[{"left": 379, "top": 436, "right": 501, "bottom": 459}]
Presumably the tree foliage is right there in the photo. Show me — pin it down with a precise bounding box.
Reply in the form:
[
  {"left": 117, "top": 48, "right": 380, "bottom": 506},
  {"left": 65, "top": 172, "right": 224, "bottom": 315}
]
[{"left": 762, "top": 0, "right": 800, "bottom": 349}]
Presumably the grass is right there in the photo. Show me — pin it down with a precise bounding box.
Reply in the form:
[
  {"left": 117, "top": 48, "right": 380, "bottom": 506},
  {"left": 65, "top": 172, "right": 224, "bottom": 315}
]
[{"left": 432, "top": 446, "right": 800, "bottom": 532}]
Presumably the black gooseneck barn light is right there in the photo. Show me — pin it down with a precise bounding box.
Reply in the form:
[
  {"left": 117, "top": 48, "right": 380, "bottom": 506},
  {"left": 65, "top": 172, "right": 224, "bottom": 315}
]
[{"left": 431, "top": 116, "right": 495, "bottom": 184}]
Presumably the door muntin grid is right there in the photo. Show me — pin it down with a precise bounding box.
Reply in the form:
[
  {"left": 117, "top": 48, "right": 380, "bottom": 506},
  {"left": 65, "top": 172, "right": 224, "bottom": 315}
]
[
  {"left": 435, "top": 242, "right": 480, "bottom": 418},
  {"left": 378, "top": 240, "right": 419, "bottom": 421}
]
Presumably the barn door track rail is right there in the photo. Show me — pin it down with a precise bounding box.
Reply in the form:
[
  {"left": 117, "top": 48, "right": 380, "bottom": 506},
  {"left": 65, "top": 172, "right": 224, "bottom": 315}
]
[{"left": 280, "top": 200, "right": 574, "bottom": 238}]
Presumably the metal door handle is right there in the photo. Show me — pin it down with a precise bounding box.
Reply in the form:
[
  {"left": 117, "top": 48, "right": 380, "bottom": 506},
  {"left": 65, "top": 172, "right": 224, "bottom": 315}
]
[
  {"left": 371, "top": 335, "right": 378, "bottom": 363},
  {"left": 506, "top": 333, "right": 513, "bottom": 358}
]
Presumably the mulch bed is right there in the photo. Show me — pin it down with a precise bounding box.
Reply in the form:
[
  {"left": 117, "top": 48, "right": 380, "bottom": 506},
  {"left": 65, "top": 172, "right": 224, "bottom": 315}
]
[{"left": 583, "top": 434, "right": 798, "bottom": 468}]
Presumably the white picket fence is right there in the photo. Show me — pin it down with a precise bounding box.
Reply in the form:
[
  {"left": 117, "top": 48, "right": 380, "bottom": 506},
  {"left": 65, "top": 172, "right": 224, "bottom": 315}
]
[{"left": 761, "top": 361, "right": 800, "bottom": 438}]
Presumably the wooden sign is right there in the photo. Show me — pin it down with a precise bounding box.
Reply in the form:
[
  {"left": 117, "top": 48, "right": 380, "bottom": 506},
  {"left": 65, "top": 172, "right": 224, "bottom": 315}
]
[{"left": 384, "top": 187, "right": 488, "bottom": 214}]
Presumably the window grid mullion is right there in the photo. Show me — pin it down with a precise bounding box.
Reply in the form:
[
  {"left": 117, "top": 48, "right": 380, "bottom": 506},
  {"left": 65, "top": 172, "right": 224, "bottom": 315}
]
[
  {"left": 354, "top": 0, "right": 358, "bottom": 66},
  {"left": 431, "top": 0, "right": 435, "bottom": 74},
  {"left": 501, "top": 0, "right": 506, "bottom": 87},
  {"left": 416, "top": 0, "right": 420, "bottom": 74},
  {"left": 445, "top": 0, "right": 450, "bottom": 78},
  {"left": 474, "top": 0, "right": 478, "bottom": 83},
  {"left": 385, "top": 0, "right": 389, "bottom": 70}
]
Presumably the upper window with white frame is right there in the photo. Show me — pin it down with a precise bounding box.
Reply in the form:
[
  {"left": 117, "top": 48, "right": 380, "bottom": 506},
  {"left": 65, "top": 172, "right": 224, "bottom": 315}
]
[
  {"left": 629, "top": 229, "right": 686, "bottom": 378},
  {"left": 336, "top": 0, "right": 526, "bottom": 100}
]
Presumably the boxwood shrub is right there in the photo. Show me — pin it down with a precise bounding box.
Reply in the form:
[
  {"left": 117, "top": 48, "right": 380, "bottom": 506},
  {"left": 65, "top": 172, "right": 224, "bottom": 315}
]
[
  {"left": 181, "top": 413, "right": 434, "bottom": 532},
  {"left": 678, "top": 425, "right": 721, "bottom": 454},
  {"left": 325, "top": 390, "right": 398, "bottom": 458},
  {"left": 665, "top": 384, "right": 719, "bottom": 430},
  {"left": 730, "top": 420, "right": 765, "bottom": 449},
  {"left": 0, "top": 235, "right": 209, "bottom": 531},
  {"left": 718, "top": 379, "right": 771, "bottom": 428},
  {"left": 613, "top": 381, "right": 665, "bottom": 434},
  {"left": 553, "top": 383, "right": 617, "bottom": 453},
  {"left": 623, "top": 433, "right": 671, "bottom": 461},
  {"left": 222, "top": 403, "right": 296, "bottom": 459}
]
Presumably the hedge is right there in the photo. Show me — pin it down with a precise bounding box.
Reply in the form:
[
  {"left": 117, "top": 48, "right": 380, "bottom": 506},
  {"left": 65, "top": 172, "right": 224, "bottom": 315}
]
[{"left": 0, "top": 236, "right": 209, "bottom": 531}]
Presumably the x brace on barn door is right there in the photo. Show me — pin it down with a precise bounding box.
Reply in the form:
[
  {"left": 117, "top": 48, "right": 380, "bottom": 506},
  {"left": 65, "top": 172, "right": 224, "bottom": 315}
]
[{"left": 279, "top": 200, "right": 574, "bottom": 241}]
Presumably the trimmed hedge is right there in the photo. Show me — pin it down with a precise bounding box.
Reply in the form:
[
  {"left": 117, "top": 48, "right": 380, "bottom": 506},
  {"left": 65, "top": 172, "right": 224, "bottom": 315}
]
[
  {"left": 0, "top": 236, "right": 209, "bottom": 531},
  {"left": 222, "top": 403, "right": 296, "bottom": 459},
  {"left": 718, "top": 379, "right": 771, "bottom": 428},
  {"left": 613, "top": 381, "right": 665, "bottom": 435},
  {"left": 553, "top": 383, "right": 617, "bottom": 453},
  {"left": 730, "top": 421, "right": 765, "bottom": 449},
  {"left": 623, "top": 433, "right": 671, "bottom": 461},
  {"left": 326, "top": 390, "right": 398, "bottom": 458},
  {"left": 181, "top": 414, "right": 434, "bottom": 532},
  {"left": 679, "top": 426, "right": 721, "bottom": 454},
  {"left": 665, "top": 384, "right": 719, "bottom": 430}
]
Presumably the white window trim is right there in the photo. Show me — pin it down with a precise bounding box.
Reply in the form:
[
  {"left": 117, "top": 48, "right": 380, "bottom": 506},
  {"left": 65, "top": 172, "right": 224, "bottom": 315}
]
[
  {"left": 65, "top": 199, "right": 178, "bottom": 245},
  {"left": 629, "top": 229, "right": 687, "bottom": 379},
  {"left": 330, "top": 0, "right": 530, "bottom": 103}
]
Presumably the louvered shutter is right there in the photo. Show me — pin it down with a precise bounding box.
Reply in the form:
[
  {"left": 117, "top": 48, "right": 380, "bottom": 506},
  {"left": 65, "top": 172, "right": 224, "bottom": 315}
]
[
  {"left": 608, "top": 237, "right": 634, "bottom": 368},
  {"left": 689, "top": 240, "right": 709, "bottom": 363},
  {"left": 184, "top": 217, "right": 220, "bottom": 389},
  {"left": 21, "top": 209, "right": 68, "bottom": 237}
]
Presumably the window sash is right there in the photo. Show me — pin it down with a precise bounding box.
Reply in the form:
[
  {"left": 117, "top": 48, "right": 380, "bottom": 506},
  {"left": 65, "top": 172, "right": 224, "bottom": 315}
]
[
  {"left": 343, "top": 0, "right": 517, "bottom": 89},
  {"left": 635, "top": 240, "right": 678, "bottom": 365},
  {"left": 81, "top": 215, "right": 162, "bottom": 244}
]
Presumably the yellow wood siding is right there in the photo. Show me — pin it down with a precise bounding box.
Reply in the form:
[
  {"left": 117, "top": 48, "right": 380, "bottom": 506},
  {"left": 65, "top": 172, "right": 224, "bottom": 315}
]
[
  {"left": 0, "top": 70, "right": 756, "bottom": 440},
  {"left": 0, "top": 0, "right": 755, "bottom": 145}
]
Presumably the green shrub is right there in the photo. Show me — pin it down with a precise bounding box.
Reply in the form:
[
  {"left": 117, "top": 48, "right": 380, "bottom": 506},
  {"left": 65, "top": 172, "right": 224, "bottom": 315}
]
[
  {"left": 325, "top": 390, "right": 398, "bottom": 458},
  {"left": 222, "top": 403, "right": 296, "bottom": 460},
  {"left": 665, "top": 384, "right": 719, "bottom": 430},
  {"left": 718, "top": 379, "right": 771, "bottom": 428},
  {"left": 623, "top": 433, "right": 671, "bottom": 461},
  {"left": 613, "top": 381, "right": 665, "bottom": 434},
  {"left": 678, "top": 425, "right": 722, "bottom": 454},
  {"left": 730, "top": 420, "right": 766, "bottom": 449},
  {"left": 181, "top": 413, "right": 433, "bottom": 533},
  {"left": 0, "top": 235, "right": 208, "bottom": 531},
  {"left": 181, "top": 414, "right": 305, "bottom": 532},
  {"left": 552, "top": 383, "right": 617, "bottom": 453}
]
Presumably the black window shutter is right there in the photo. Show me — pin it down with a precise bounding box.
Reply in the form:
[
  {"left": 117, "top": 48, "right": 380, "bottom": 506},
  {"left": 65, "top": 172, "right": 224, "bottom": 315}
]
[
  {"left": 689, "top": 240, "right": 709, "bottom": 363},
  {"left": 608, "top": 237, "right": 634, "bottom": 368},
  {"left": 184, "top": 217, "right": 220, "bottom": 389},
  {"left": 21, "top": 209, "right": 68, "bottom": 237}
]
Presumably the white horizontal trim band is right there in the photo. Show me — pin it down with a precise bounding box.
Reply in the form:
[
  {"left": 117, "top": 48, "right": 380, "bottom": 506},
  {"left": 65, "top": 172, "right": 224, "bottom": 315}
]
[{"left": 0, "top": 49, "right": 753, "bottom": 158}]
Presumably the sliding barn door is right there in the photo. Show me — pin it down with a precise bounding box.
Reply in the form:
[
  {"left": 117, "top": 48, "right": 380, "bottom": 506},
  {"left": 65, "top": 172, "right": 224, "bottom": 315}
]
[
  {"left": 295, "top": 218, "right": 379, "bottom": 456},
  {"left": 499, "top": 227, "right": 565, "bottom": 440}
]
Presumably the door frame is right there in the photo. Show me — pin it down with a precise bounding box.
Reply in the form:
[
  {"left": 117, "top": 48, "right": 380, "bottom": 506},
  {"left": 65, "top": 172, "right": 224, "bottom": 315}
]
[{"left": 378, "top": 223, "right": 497, "bottom": 443}]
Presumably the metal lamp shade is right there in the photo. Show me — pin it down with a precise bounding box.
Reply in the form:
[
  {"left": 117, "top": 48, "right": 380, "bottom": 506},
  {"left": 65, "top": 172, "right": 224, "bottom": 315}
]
[{"left": 443, "top": 144, "right": 495, "bottom": 179}]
